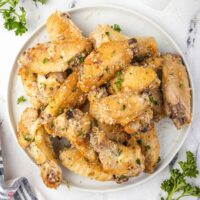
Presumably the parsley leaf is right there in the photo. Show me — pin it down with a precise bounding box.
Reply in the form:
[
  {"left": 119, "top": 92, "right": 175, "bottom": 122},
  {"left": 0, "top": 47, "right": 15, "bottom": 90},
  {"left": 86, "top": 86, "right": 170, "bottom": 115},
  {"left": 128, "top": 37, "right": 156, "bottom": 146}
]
[
  {"left": 33, "top": 0, "right": 47, "bottom": 4},
  {"left": 17, "top": 96, "right": 26, "bottom": 104},
  {"left": 161, "top": 151, "right": 200, "bottom": 200},
  {"left": 111, "top": 24, "right": 121, "bottom": 32}
]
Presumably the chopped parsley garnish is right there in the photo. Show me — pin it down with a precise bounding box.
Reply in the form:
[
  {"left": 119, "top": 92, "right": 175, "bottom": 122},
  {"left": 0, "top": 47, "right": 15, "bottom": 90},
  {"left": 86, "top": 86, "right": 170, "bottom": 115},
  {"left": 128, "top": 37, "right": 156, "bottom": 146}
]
[
  {"left": 57, "top": 108, "right": 64, "bottom": 115},
  {"left": 42, "top": 57, "right": 49, "bottom": 64},
  {"left": 78, "top": 55, "right": 84, "bottom": 63},
  {"left": 179, "top": 83, "right": 184, "bottom": 88},
  {"left": 111, "top": 24, "right": 121, "bottom": 32},
  {"left": 105, "top": 31, "right": 110, "bottom": 36},
  {"left": 49, "top": 87, "right": 53, "bottom": 90},
  {"left": 17, "top": 96, "right": 26, "bottom": 104},
  {"left": 33, "top": 0, "right": 47, "bottom": 4},
  {"left": 161, "top": 151, "right": 200, "bottom": 200},
  {"left": 145, "top": 145, "right": 151, "bottom": 151},
  {"left": 23, "top": 134, "right": 34, "bottom": 142},
  {"left": 116, "top": 148, "right": 123, "bottom": 156},
  {"left": 115, "top": 71, "right": 123, "bottom": 91},
  {"left": 50, "top": 120, "right": 54, "bottom": 128},
  {"left": 149, "top": 96, "right": 158, "bottom": 105},
  {"left": 122, "top": 105, "right": 126, "bottom": 110},
  {"left": 137, "top": 139, "right": 142, "bottom": 145},
  {"left": 60, "top": 55, "right": 63, "bottom": 59},
  {"left": 136, "top": 158, "right": 141, "bottom": 165}
]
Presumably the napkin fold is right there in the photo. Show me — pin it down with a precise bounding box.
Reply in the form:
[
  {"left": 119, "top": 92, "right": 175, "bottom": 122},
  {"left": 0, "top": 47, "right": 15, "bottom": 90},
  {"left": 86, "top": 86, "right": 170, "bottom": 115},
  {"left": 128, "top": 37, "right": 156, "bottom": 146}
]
[{"left": 0, "top": 148, "right": 38, "bottom": 200}]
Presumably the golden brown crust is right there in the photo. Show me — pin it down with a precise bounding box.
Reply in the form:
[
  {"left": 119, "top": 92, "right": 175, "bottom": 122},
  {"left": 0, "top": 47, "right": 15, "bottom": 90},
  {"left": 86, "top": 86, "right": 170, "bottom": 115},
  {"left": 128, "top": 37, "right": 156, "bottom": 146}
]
[
  {"left": 109, "top": 66, "right": 160, "bottom": 94},
  {"left": 46, "top": 11, "right": 84, "bottom": 41},
  {"left": 60, "top": 148, "right": 113, "bottom": 181},
  {"left": 89, "top": 92, "right": 150, "bottom": 126},
  {"left": 19, "top": 40, "right": 92, "bottom": 75},
  {"left": 78, "top": 40, "right": 133, "bottom": 92},
  {"left": 91, "top": 127, "right": 145, "bottom": 176},
  {"left": 42, "top": 71, "right": 86, "bottom": 119},
  {"left": 162, "top": 54, "right": 191, "bottom": 129}
]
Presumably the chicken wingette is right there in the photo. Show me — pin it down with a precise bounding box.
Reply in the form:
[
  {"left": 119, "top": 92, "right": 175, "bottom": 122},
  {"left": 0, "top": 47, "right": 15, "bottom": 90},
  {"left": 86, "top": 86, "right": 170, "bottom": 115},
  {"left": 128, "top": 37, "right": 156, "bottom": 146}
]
[
  {"left": 44, "top": 109, "right": 96, "bottom": 162},
  {"left": 46, "top": 11, "right": 85, "bottom": 41},
  {"left": 90, "top": 127, "right": 145, "bottom": 177},
  {"left": 17, "top": 108, "right": 62, "bottom": 188},
  {"left": 109, "top": 66, "right": 160, "bottom": 94},
  {"left": 78, "top": 39, "right": 137, "bottom": 92},
  {"left": 60, "top": 148, "right": 113, "bottom": 181},
  {"left": 128, "top": 124, "right": 160, "bottom": 173},
  {"left": 19, "top": 39, "right": 92, "bottom": 75},
  {"left": 42, "top": 71, "right": 86, "bottom": 120},
  {"left": 162, "top": 54, "right": 191, "bottom": 129},
  {"left": 89, "top": 92, "right": 150, "bottom": 126}
]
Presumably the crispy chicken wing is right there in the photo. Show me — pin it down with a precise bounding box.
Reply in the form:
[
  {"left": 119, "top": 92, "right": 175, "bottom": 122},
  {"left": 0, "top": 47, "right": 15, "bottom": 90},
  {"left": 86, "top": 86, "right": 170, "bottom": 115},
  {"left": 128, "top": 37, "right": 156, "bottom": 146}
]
[
  {"left": 46, "top": 11, "right": 85, "bottom": 41},
  {"left": 17, "top": 108, "right": 62, "bottom": 188},
  {"left": 89, "top": 92, "right": 150, "bottom": 126},
  {"left": 78, "top": 39, "right": 137, "bottom": 92},
  {"left": 90, "top": 127, "right": 145, "bottom": 177},
  {"left": 109, "top": 66, "right": 160, "bottom": 94},
  {"left": 19, "top": 39, "right": 92, "bottom": 75},
  {"left": 89, "top": 25, "right": 158, "bottom": 60},
  {"left": 44, "top": 109, "right": 96, "bottom": 162},
  {"left": 42, "top": 71, "right": 86, "bottom": 119},
  {"left": 27, "top": 127, "right": 62, "bottom": 188},
  {"left": 128, "top": 124, "right": 160, "bottom": 173},
  {"left": 60, "top": 148, "right": 113, "bottom": 181},
  {"left": 162, "top": 54, "right": 191, "bottom": 129}
]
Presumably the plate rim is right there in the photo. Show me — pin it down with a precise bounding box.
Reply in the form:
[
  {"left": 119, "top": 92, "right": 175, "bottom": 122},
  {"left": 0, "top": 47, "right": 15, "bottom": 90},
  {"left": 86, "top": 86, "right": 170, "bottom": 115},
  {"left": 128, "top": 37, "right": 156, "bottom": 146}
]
[{"left": 6, "top": 4, "right": 195, "bottom": 193}]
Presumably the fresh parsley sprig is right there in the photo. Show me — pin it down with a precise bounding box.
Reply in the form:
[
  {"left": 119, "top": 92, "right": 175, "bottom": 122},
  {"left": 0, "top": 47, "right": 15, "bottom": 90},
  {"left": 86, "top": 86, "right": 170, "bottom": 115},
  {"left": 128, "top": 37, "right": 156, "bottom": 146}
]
[
  {"left": 0, "top": 0, "right": 46, "bottom": 36},
  {"left": 161, "top": 151, "right": 200, "bottom": 200}
]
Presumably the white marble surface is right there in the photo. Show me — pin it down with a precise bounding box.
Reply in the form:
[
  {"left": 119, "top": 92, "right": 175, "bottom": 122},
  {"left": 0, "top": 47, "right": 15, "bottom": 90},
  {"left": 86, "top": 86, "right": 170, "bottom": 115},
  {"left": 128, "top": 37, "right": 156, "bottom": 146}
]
[{"left": 0, "top": 0, "right": 200, "bottom": 199}]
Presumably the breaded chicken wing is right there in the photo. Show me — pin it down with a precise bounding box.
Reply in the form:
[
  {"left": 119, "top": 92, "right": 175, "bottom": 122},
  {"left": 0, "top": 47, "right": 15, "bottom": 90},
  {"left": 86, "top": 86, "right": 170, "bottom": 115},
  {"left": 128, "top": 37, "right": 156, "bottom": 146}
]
[
  {"left": 42, "top": 71, "right": 86, "bottom": 119},
  {"left": 89, "top": 92, "right": 150, "bottom": 126},
  {"left": 90, "top": 127, "right": 145, "bottom": 177},
  {"left": 89, "top": 25, "right": 158, "bottom": 60},
  {"left": 162, "top": 54, "right": 191, "bottom": 129},
  {"left": 19, "top": 39, "right": 92, "bottom": 75},
  {"left": 44, "top": 109, "right": 96, "bottom": 162},
  {"left": 128, "top": 124, "right": 160, "bottom": 173},
  {"left": 17, "top": 108, "right": 62, "bottom": 188},
  {"left": 46, "top": 11, "right": 85, "bottom": 41},
  {"left": 60, "top": 148, "right": 113, "bottom": 181},
  {"left": 78, "top": 39, "right": 136, "bottom": 92},
  {"left": 109, "top": 66, "right": 160, "bottom": 94}
]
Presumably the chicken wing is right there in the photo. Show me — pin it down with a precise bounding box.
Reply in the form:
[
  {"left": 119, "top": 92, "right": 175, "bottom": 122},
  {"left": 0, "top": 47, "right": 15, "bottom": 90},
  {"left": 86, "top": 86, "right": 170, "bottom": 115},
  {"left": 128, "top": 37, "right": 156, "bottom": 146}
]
[
  {"left": 17, "top": 108, "right": 62, "bottom": 188},
  {"left": 78, "top": 39, "right": 137, "bottom": 92},
  {"left": 89, "top": 92, "right": 150, "bottom": 126},
  {"left": 42, "top": 71, "right": 86, "bottom": 119},
  {"left": 89, "top": 25, "right": 158, "bottom": 61},
  {"left": 90, "top": 127, "right": 145, "bottom": 177},
  {"left": 46, "top": 11, "right": 85, "bottom": 41},
  {"left": 27, "top": 127, "right": 62, "bottom": 188},
  {"left": 128, "top": 124, "right": 160, "bottom": 173},
  {"left": 109, "top": 66, "right": 160, "bottom": 94},
  {"left": 44, "top": 109, "right": 96, "bottom": 162},
  {"left": 59, "top": 148, "right": 113, "bottom": 181},
  {"left": 162, "top": 54, "right": 191, "bottom": 129},
  {"left": 19, "top": 39, "right": 92, "bottom": 75},
  {"left": 124, "top": 108, "right": 154, "bottom": 134}
]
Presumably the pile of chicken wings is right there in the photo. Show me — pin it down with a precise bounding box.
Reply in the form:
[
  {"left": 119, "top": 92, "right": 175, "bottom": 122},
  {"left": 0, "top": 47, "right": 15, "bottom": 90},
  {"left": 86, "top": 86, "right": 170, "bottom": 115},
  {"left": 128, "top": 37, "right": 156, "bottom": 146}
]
[{"left": 17, "top": 11, "right": 191, "bottom": 188}]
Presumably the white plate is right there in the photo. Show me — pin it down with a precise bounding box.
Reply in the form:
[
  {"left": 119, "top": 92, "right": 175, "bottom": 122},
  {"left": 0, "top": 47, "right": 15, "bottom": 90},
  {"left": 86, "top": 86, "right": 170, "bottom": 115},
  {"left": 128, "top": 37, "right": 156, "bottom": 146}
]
[{"left": 6, "top": 5, "right": 194, "bottom": 192}]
